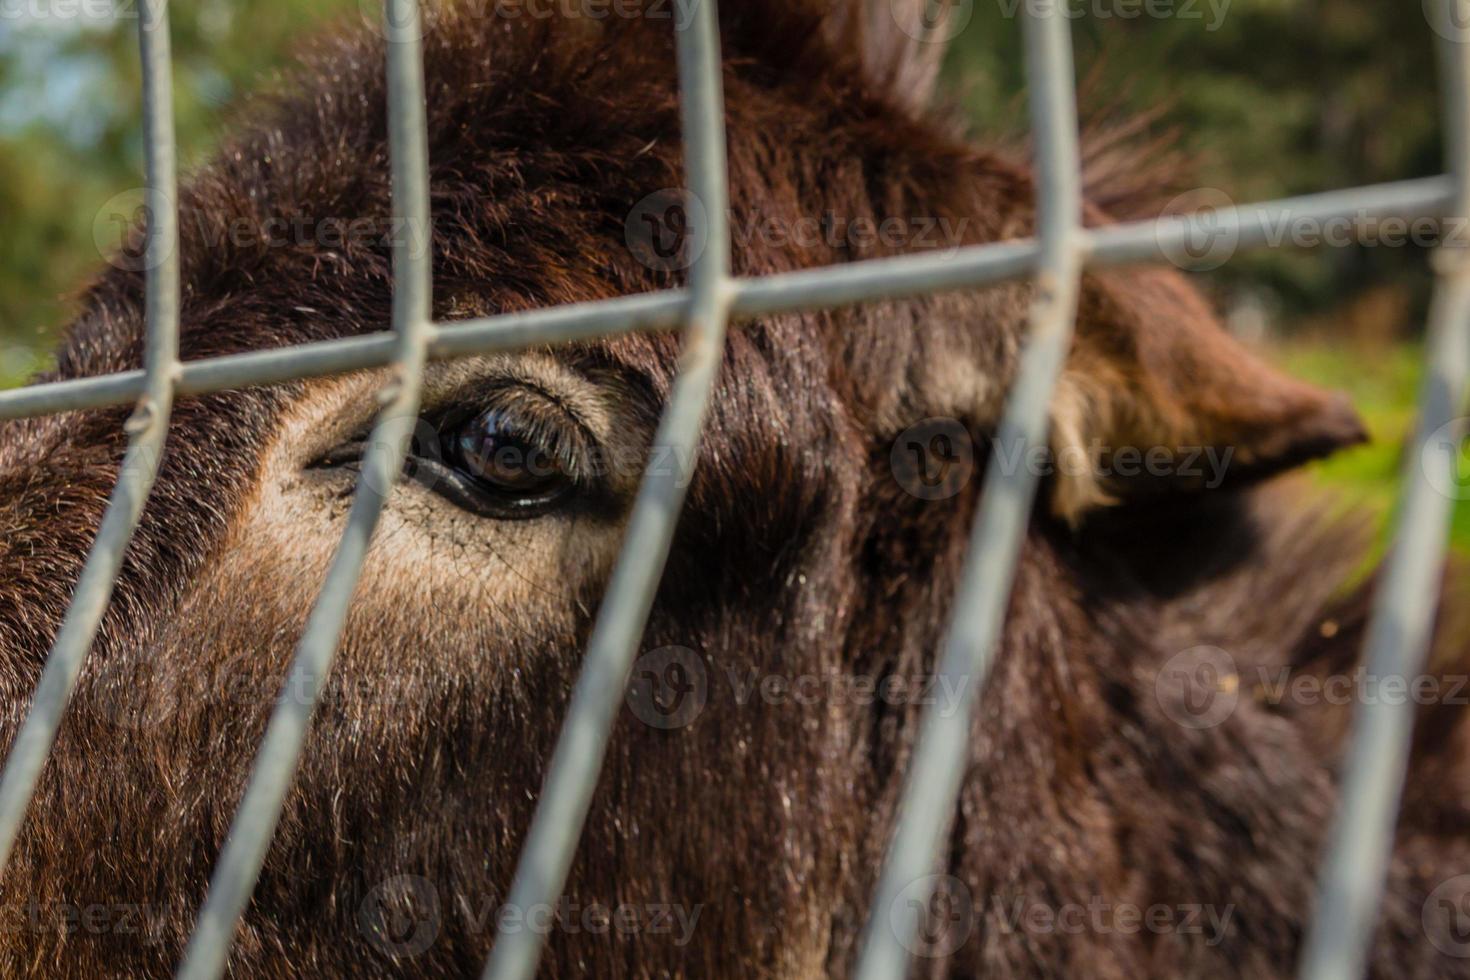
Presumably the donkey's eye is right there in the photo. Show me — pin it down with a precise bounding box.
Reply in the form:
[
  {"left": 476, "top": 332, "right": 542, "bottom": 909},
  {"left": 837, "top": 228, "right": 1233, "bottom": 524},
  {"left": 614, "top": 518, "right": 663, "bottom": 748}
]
[
  {"left": 311, "top": 383, "right": 594, "bottom": 520},
  {"left": 442, "top": 408, "right": 572, "bottom": 508}
]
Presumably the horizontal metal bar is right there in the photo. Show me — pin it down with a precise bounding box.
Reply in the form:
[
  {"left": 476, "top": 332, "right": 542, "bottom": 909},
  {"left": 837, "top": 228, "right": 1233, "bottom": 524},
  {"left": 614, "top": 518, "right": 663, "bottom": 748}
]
[
  {"left": 1298, "top": 5, "right": 1470, "bottom": 977},
  {"left": 174, "top": 2, "right": 435, "bottom": 977},
  {"left": 853, "top": 0, "right": 1085, "bottom": 975},
  {"left": 0, "top": 176, "right": 1452, "bottom": 423},
  {"left": 481, "top": 1, "right": 733, "bottom": 977},
  {"left": 0, "top": 291, "right": 687, "bottom": 419},
  {"left": 0, "top": 5, "right": 182, "bottom": 878}
]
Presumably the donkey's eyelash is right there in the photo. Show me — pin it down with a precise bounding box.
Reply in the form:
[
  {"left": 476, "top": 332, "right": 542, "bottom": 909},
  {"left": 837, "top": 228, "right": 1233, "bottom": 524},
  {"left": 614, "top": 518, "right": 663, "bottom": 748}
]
[{"left": 424, "top": 381, "right": 602, "bottom": 485}]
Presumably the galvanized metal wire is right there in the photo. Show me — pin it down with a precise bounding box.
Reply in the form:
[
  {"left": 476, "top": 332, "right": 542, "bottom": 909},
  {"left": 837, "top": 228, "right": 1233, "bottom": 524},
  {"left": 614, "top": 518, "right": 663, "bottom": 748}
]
[
  {"left": 480, "top": 4, "right": 732, "bottom": 976},
  {"left": 1298, "top": 8, "right": 1470, "bottom": 979},
  {"left": 175, "top": 1, "right": 433, "bottom": 975},
  {"left": 0, "top": 0, "right": 1462, "bottom": 976},
  {"left": 854, "top": 1, "right": 1084, "bottom": 973},
  {"left": 0, "top": 176, "right": 1451, "bottom": 423},
  {"left": 0, "top": 5, "right": 181, "bottom": 875}
]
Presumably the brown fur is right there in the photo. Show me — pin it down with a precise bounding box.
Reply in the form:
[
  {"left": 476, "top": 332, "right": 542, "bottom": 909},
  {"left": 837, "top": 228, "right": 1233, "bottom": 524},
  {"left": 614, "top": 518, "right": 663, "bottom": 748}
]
[{"left": 0, "top": 2, "right": 1465, "bottom": 977}]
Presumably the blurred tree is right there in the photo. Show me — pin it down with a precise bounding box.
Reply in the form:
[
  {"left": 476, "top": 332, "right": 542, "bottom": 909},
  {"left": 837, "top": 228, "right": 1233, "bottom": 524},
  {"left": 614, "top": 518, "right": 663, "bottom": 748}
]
[
  {"left": 0, "top": 0, "right": 353, "bottom": 379},
  {"left": 945, "top": 0, "right": 1444, "bottom": 332}
]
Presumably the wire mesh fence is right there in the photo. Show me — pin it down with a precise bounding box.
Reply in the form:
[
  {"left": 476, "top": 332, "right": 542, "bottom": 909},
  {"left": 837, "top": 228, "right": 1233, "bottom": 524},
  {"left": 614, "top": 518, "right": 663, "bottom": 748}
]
[{"left": 0, "top": 0, "right": 1465, "bottom": 977}]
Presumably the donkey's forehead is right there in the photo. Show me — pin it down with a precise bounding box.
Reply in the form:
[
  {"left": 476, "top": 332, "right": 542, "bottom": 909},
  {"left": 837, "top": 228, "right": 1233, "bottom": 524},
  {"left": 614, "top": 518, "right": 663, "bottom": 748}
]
[
  {"left": 56, "top": 3, "right": 972, "bottom": 447},
  {"left": 58, "top": 20, "right": 691, "bottom": 380}
]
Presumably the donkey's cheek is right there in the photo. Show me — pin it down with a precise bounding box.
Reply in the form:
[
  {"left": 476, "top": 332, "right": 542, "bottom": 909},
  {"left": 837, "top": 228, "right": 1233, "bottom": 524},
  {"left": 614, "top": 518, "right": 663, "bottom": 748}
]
[
  {"left": 234, "top": 458, "right": 625, "bottom": 650},
  {"left": 223, "top": 367, "right": 632, "bottom": 647}
]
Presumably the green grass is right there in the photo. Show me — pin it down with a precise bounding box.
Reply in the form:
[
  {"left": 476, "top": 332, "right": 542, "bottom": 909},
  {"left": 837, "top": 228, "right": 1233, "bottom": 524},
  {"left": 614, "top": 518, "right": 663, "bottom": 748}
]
[
  {"left": 1270, "top": 340, "right": 1470, "bottom": 559},
  {"left": 0, "top": 350, "right": 46, "bottom": 391}
]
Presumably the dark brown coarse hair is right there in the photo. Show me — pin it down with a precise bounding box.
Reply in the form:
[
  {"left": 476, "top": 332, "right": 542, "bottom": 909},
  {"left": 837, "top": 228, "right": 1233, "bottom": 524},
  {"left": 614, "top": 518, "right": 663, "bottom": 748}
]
[{"left": 0, "top": 1, "right": 1465, "bottom": 977}]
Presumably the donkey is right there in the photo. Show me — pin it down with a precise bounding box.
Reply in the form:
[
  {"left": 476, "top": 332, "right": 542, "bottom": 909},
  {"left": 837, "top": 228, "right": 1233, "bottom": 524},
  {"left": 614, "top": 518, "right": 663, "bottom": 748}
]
[{"left": 0, "top": 0, "right": 1466, "bottom": 976}]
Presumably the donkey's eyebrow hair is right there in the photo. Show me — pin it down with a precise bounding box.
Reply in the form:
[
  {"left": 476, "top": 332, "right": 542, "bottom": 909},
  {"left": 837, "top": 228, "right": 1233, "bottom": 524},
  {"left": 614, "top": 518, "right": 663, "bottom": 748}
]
[
  {"left": 442, "top": 378, "right": 604, "bottom": 481},
  {"left": 423, "top": 352, "right": 617, "bottom": 432},
  {"left": 505, "top": 378, "right": 601, "bottom": 449}
]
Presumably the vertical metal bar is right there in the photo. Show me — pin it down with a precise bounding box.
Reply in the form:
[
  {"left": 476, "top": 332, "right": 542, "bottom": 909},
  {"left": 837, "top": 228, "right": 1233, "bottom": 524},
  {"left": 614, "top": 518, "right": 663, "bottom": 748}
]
[
  {"left": 172, "top": 1, "right": 433, "bottom": 976},
  {"left": 852, "top": 1, "right": 1084, "bottom": 976},
  {"left": 479, "top": 2, "right": 732, "bottom": 977},
  {"left": 0, "top": 0, "right": 181, "bottom": 877},
  {"left": 1297, "top": 4, "right": 1470, "bottom": 977}
]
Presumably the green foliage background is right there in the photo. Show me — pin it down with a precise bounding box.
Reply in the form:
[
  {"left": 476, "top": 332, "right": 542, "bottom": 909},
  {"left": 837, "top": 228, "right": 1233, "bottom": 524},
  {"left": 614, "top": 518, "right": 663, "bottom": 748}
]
[
  {"left": 0, "top": 0, "right": 1464, "bottom": 546},
  {"left": 0, "top": 0, "right": 353, "bottom": 372},
  {"left": 949, "top": 0, "right": 1443, "bottom": 318}
]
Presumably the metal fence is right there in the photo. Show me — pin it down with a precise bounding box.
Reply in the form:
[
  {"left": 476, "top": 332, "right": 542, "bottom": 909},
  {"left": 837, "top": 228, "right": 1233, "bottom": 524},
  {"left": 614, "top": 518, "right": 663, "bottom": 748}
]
[{"left": 0, "top": 0, "right": 1464, "bottom": 977}]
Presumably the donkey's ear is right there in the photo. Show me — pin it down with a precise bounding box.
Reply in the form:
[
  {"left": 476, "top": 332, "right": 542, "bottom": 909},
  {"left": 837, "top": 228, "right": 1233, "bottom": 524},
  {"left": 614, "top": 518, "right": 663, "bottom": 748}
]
[
  {"left": 822, "top": 0, "right": 956, "bottom": 113},
  {"left": 1047, "top": 267, "right": 1367, "bottom": 522},
  {"left": 719, "top": 0, "right": 955, "bottom": 114}
]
